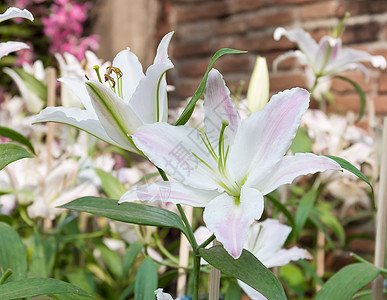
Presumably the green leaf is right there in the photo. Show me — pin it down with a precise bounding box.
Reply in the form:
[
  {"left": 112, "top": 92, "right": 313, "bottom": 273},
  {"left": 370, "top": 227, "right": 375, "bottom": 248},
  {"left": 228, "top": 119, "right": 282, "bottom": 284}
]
[
  {"left": 294, "top": 189, "right": 318, "bottom": 239},
  {"left": 296, "top": 260, "right": 323, "bottom": 286},
  {"left": 290, "top": 127, "right": 313, "bottom": 153},
  {"left": 0, "top": 143, "right": 34, "bottom": 170},
  {"left": 0, "top": 222, "right": 27, "bottom": 283},
  {"left": 60, "top": 197, "right": 188, "bottom": 237},
  {"left": 174, "top": 48, "right": 247, "bottom": 126},
  {"left": 0, "top": 278, "right": 93, "bottom": 299},
  {"left": 97, "top": 245, "right": 122, "bottom": 279},
  {"left": 265, "top": 194, "right": 294, "bottom": 226},
  {"left": 95, "top": 168, "right": 126, "bottom": 199},
  {"left": 316, "top": 263, "right": 380, "bottom": 300},
  {"left": 199, "top": 245, "right": 287, "bottom": 300},
  {"left": 325, "top": 155, "right": 374, "bottom": 205},
  {"left": 12, "top": 67, "right": 47, "bottom": 102},
  {"left": 334, "top": 76, "right": 365, "bottom": 120},
  {"left": 29, "top": 229, "right": 47, "bottom": 277},
  {"left": 314, "top": 203, "right": 345, "bottom": 245},
  {"left": 279, "top": 264, "right": 305, "bottom": 298},
  {"left": 0, "top": 126, "right": 35, "bottom": 154},
  {"left": 122, "top": 241, "right": 143, "bottom": 278},
  {"left": 134, "top": 257, "right": 157, "bottom": 300},
  {"left": 308, "top": 213, "right": 335, "bottom": 248},
  {"left": 224, "top": 280, "right": 242, "bottom": 300}
]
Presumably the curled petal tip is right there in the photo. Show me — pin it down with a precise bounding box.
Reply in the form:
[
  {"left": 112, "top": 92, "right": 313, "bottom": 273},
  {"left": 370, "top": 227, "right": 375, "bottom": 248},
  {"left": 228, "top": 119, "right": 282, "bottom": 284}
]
[
  {"left": 371, "top": 55, "right": 387, "bottom": 69},
  {"left": 273, "top": 27, "right": 287, "bottom": 41}
]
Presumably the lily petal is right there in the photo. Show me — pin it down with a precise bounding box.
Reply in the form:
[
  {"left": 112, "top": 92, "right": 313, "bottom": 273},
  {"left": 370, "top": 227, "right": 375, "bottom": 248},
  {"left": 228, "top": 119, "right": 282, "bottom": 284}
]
[
  {"left": 59, "top": 78, "right": 97, "bottom": 116},
  {"left": 119, "top": 181, "right": 219, "bottom": 207},
  {"left": 273, "top": 28, "right": 318, "bottom": 64},
  {"left": 0, "top": 41, "right": 29, "bottom": 59},
  {"left": 0, "top": 7, "right": 33, "bottom": 22},
  {"left": 132, "top": 122, "right": 219, "bottom": 190},
  {"left": 204, "top": 69, "right": 240, "bottom": 148},
  {"left": 33, "top": 106, "right": 137, "bottom": 152},
  {"left": 203, "top": 187, "right": 264, "bottom": 258},
  {"left": 253, "top": 153, "right": 341, "bottom": 195},
  {"left": 264, "top": 247, "right": 312, "bottom": 268},
  {"left": 112, "top": 48, "right": 144, "bottom": 102},
  {"left": 229, "top": 88, "right": 310, "bottom": 184},
  {"left": 272, "top": 50, "right": 307, "bottom": 71},
  {"left": 85, "top": 80, "right": 142, "bottom": 151}
]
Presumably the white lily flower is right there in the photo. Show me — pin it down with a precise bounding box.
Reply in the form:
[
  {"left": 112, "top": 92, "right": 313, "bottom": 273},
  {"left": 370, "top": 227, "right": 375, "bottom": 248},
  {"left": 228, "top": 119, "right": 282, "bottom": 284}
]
[
  {"left": 120, "top": 69, "right": 341, "bottom": 258},
  {"left": 34, "top": 32, "right": 174, "bottom": 155},
  {"left": 155, "top": 288, "right": 174, "bottom": 300},
  {"left": 0, "top": 7, "right": 33, "bottom": 59},
  {"left": 273, "top": 27, "right": 386, "bottom": 80},
  {"left": 238, "top": 219, "right": 312, "bottom": 300}
]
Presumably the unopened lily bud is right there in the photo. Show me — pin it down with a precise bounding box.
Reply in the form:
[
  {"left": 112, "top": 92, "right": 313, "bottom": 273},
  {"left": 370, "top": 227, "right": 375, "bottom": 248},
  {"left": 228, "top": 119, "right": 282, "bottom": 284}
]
[{"left": 247, "top": 56, "right": 269, "bottom": 113}]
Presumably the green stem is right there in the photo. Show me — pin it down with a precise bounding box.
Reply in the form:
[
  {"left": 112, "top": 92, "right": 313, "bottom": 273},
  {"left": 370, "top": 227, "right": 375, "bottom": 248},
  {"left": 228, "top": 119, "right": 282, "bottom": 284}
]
[
  {"left": 0, "top": 269, "right": 13, "bottom": 284},
  {"left": 351, "top": 253, "right": 387, "bottom": 275},
  {"left": 192, "top": 249, "right": 201, "bottom": 300},
  {"left": 310, "top": 76, "right": 320, "bottom": 96},
  {"left": 154, "top": 232, "right": 179, "bottom": 264},
  {"left": 198, "top": 234, "right": 216, "bottom": 249}
]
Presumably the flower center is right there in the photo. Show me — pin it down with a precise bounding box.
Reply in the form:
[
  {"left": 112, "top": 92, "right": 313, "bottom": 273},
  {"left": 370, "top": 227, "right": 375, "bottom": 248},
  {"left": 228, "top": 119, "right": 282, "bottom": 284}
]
[
  {"left": 93, "top": 65, "right": 124, "bottom": 98},
  {"left": 192, "top": 120, "right": 241, "bottom": 198}
]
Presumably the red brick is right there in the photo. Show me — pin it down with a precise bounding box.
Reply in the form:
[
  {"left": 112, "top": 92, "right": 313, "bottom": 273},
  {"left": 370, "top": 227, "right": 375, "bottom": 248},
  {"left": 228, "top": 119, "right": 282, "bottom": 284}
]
[
  {"left": 176, "top": 78, "right": 202, "bottom": 99},
  {"left": 228, "top": 0, "right": 262, "bottom": 14},
  {"left": 336, "top": 0, "right": 387, "bottom": 16},
  {"left": 342, "top": 23, "right": 380, "bottom": 45},
  {"left": 214, "top": 54, "right": 254, "bottom": 73},
  {"left": 249, "top": 9, "right": 297, "bottom": 29},
  {"left": 216, "top": 17, "right": 248, "bottom": 36},
  {"left": 332, "top": 93, "right": 363, "bottom": 113},
  {"left": 172, "top": 40, "right": 212, "bottom": 58},
  {"left": 178, "top": 20, "right": 219, "bottom": 41},
  {"left": 378, "top": 72, "right": 387, "bottom": 93},
  {"left": 331, "top": 71, "right": 373, "bottom": 93},
  {"left": 274, "top": 0, "right": 317, "bottom": 5},
  {"left": 373, "top": 95, "right": 387, "bottom": 115},
  {"left": 300, "top": 1, "right": 338, "bottom": 21},
  {"left": 233, "top": 32, "right": 294, "bottom": 52},
  {"left": 269, "top": 72, "right": 307, "bottom": 92},
  {"left": 175, "top": 1, "right": 229, "bottom": 23},
  {"left": 179, "top": 58, "right": 209, "bottom": 77}
]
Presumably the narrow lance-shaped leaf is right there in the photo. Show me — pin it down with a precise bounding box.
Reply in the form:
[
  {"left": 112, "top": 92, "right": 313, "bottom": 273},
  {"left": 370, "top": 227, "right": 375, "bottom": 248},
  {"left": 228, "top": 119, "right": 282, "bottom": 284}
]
[
  {"left": 174, "top": 48, "right": 247, "bottom": 126},
  {"left": 0, "top": 277, "right": 93, "bottom": 299},
  {"left": 0, "top": 143, "right": 34, "bottom": 170},
  {"left": 316, "top": 263, "right": 380, "bottom": 300},
  {"left": 12, "top": 68, "right": 47, "bottom": 102},
  {"left": 334, "top": 76, "right": 366, "bottom": 120},
  {"left": 325, "top": 155, "right": 375, "bottom": 205},
  {"left": 0, "top": 222, "right": 27, "bottom": 283},
  {"left": 293, "top": 189, "right": 318, "bottom": 239},
  {"left": 200, "top": 245, "right": 287, "bottom": 300},
  {"left": 134, "top": 257, "right": 157, "bottom": 300},
  {"left": 0, "top": 126, "right": 35, "bottom": 154},
  {"left": 59, "top": 197, "right": 189, "bottom": 238}
]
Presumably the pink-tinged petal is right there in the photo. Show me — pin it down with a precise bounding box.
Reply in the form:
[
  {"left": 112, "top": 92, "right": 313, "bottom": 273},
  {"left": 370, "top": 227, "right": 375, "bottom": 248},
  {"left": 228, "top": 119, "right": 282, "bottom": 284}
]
[
  {"left": 0, "top": 7, "right": 33, "bottom": 22},
  {"left": 314, "top": 37, "right": 341, "bottom": 74},
  {"left": 0, "top": 41, "right": 29, "bottom": 59},
  {"left": 228, "top": 88, "right": 310, "bottom": 184},
  {"left": 132, "top": 122, "right": 219, "bottom": 190},
  {"left": 238, "top": 280, "right": 267, "bottom": 300},
  {"left": 59, "top": 78, "right": 97, "bottom": 117},
  {"left": 245, "top": 219, "right": 291, "bottom": 263},
  {"left": 33, "top": 106, "right": 138, "bottom": 152},
  {"left": 112, "top": 48, "right": 144, "bottom": 101},
  {"left": 129, "top": 32, "right": 174, "bottom": 123},
  {"left": 273, "top": 50, "right": 307, "bottom": 71},
  {"left": 85, "top": 80, "right": 143, "bottom": 151},
  {"left": 327, "top": 48, "right": 387, "bottom": 74},
  {"left": 251, "top": 153, "right": 341, "bottom": 195},
  {"left": 203, "top": 187, "right": 264, "bottom": 259},
  {"left": 273, "top": 27, "right": 318, "bottom": 63},
  {"left": 119, "top": 182, "right": 219, "bottom": 207},
  {"left": 264, "top": 247, "right": 312, "bottom": 268},
  {"left": 204, "top": 69, "right": 240, "bottom": 148}
]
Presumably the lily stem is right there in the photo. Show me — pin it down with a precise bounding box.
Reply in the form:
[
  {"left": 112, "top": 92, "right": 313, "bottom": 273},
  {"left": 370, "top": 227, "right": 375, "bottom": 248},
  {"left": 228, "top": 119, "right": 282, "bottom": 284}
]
[{"left": 192, "top": 248, "right": 201, "bottom": 300}]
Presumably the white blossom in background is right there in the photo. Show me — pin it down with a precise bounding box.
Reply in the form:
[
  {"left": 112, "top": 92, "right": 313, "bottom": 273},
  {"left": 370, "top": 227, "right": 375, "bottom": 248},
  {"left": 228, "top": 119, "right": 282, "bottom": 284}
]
[
  {"left": 238, "top": 219, "right": 311, "bottom": 299},
  {"left": 34, "top": 32, "right": 175, "bottom": 154},
  {"left": 0, "top": 7, "right": 33, "bottom": 59}
]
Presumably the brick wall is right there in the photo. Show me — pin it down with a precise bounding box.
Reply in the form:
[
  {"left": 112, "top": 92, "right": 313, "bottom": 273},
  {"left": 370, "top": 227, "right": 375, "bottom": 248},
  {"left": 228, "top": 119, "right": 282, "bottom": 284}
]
[{"left": 157, "top": 0, "right": 387, "bottom": 114}]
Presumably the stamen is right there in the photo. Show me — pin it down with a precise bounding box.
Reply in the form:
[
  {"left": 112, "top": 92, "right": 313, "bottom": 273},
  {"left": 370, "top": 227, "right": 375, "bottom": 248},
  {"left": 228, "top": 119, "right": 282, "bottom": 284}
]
[
  {"left": 104, "top": 74, "right": 116, "bottom": 89},
  {"left": 218, "top": 120, "right": 229, "bottom": 173},
  {"left": 93, "top": 65, "right": 103, "bottom": 83}
]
